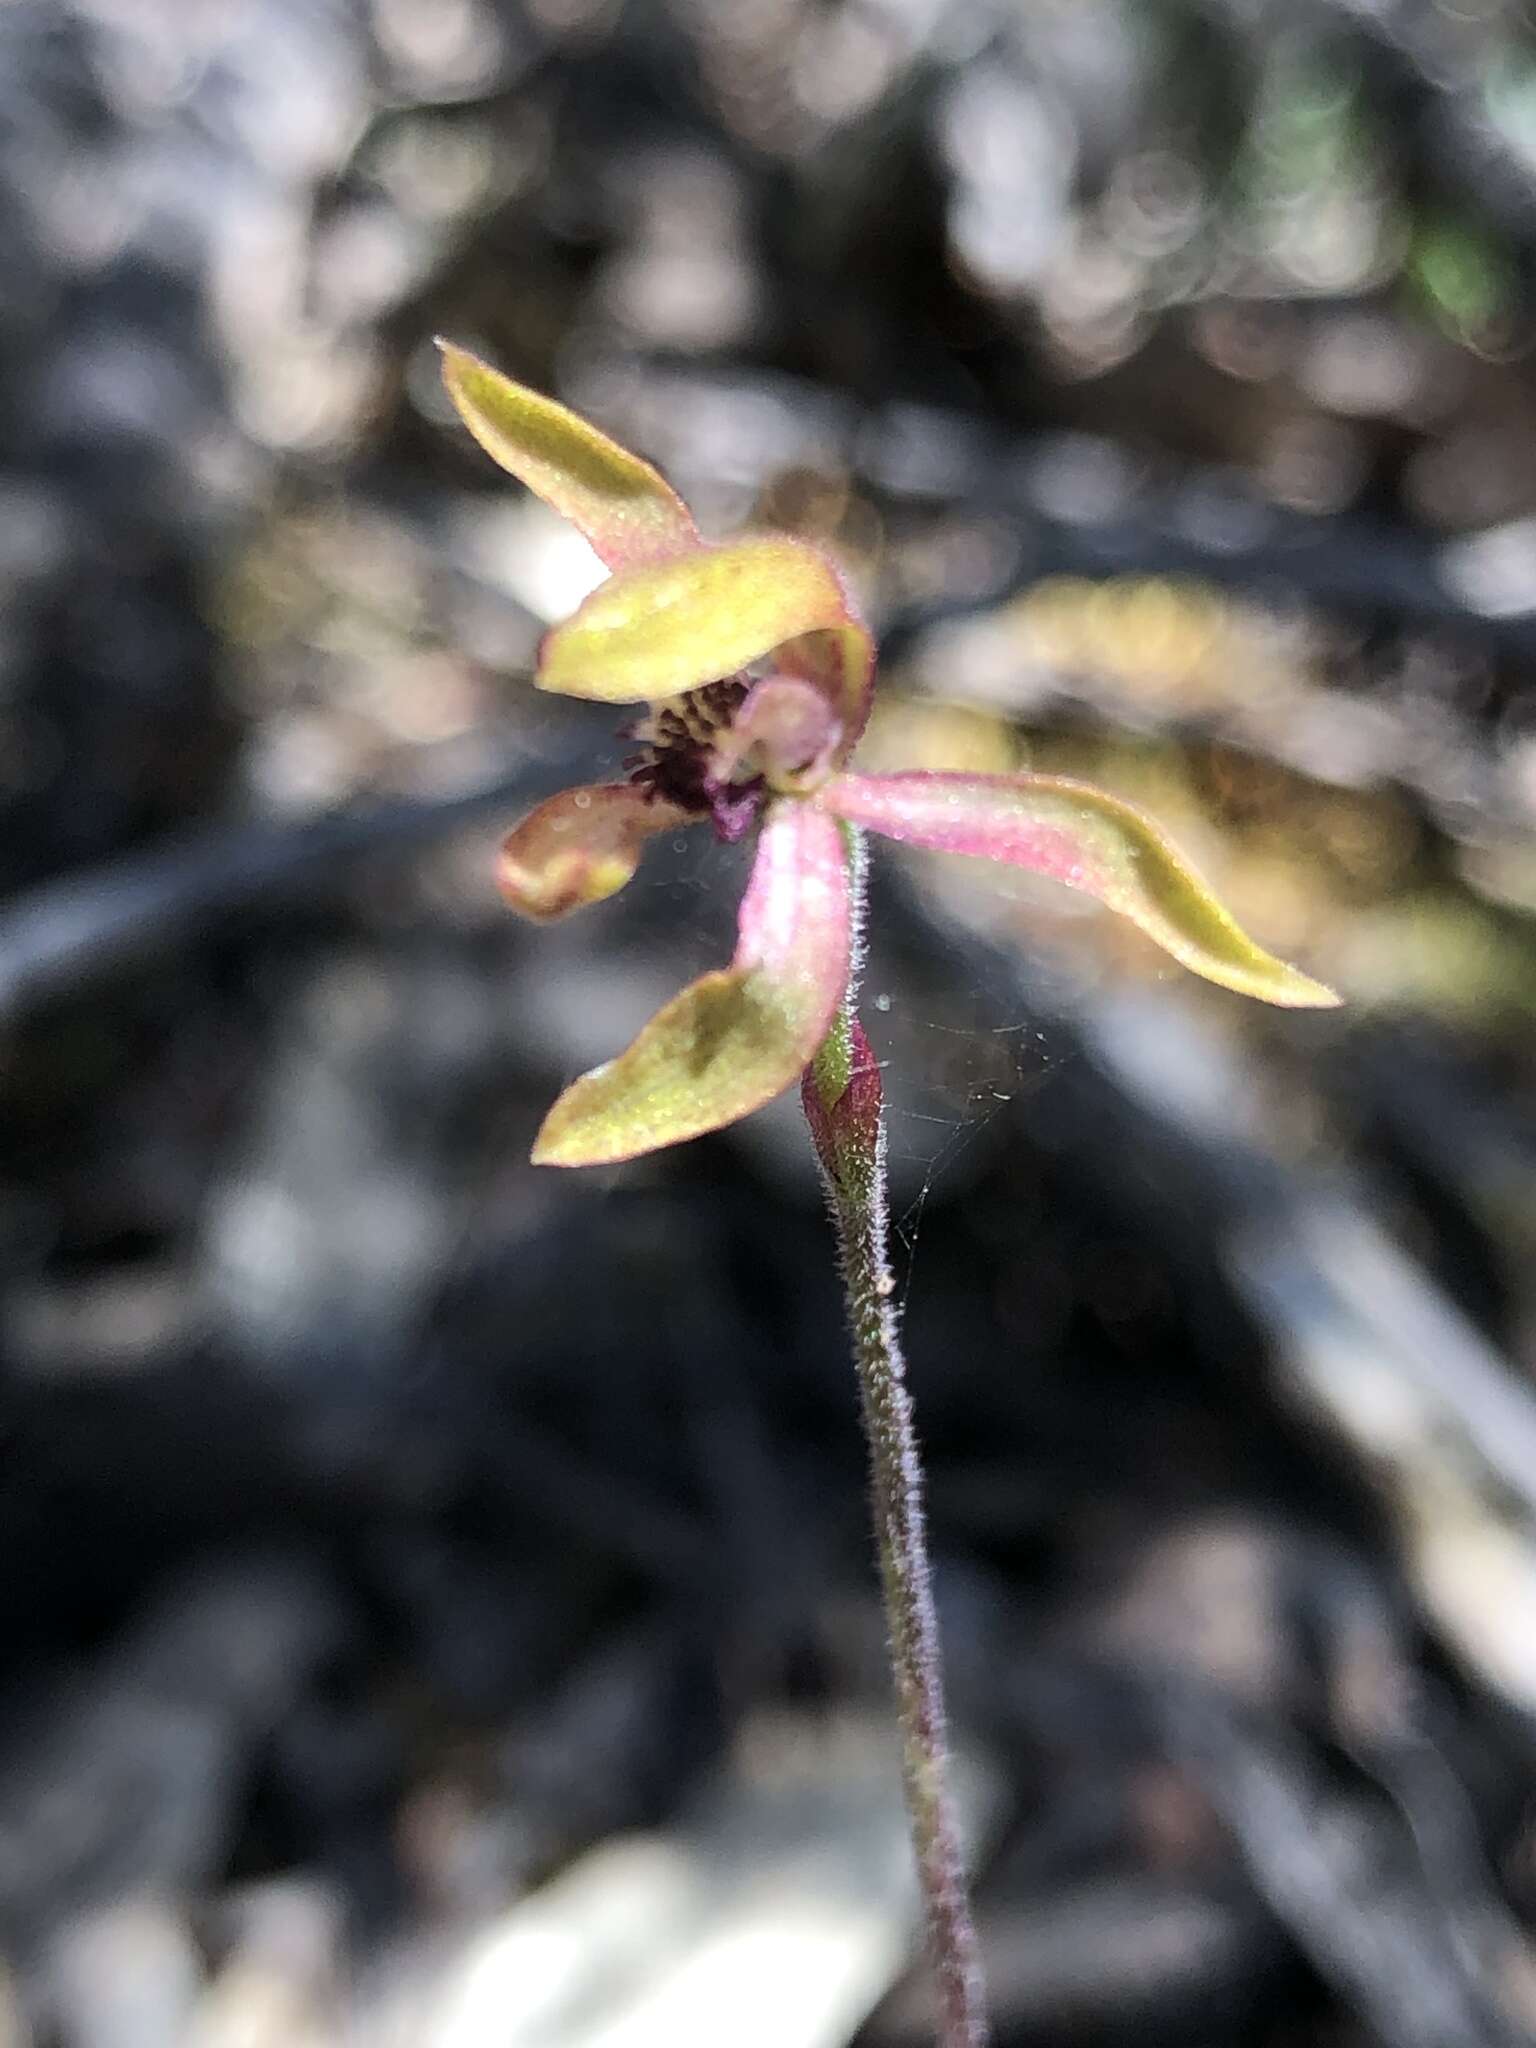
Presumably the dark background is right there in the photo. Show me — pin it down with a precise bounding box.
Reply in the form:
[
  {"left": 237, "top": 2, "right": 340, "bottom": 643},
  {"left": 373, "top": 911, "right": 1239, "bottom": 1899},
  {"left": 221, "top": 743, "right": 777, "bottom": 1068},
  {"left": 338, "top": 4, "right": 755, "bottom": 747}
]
[{"left": 4, "top": 0, "right": 1536, "bottom": 2041}]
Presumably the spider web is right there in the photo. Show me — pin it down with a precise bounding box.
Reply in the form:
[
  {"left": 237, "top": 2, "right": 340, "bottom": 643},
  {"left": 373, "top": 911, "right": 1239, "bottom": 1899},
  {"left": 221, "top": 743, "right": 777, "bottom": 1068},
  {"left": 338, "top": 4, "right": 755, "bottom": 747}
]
[{"left": 873, "top": 989, "right": 1070, "bottom": 1311}]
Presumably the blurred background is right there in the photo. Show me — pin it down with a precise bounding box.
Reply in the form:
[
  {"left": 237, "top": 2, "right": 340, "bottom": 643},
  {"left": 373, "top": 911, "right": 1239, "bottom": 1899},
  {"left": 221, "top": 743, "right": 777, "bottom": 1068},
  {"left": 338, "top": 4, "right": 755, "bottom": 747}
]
[{"left": 4, "top": 0, "right": 1536, "bottom": 2041}]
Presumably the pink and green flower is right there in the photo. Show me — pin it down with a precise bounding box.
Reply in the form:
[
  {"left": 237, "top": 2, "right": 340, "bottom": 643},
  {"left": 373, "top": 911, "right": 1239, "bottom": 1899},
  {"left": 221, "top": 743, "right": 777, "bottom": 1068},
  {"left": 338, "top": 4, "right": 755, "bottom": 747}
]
[{"left": 440, "top": 342, "right": 1338, "bottom": 1169}]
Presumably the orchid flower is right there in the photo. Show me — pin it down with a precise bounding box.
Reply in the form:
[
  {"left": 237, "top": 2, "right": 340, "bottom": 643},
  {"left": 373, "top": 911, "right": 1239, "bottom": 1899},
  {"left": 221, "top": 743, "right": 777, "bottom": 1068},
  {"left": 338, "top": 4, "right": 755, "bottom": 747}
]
[
  {"left": 440, "top": 344, "right": 1341, "bottom": 2048},
  {"left": 439, "top": 343, "right": 1337, "bottom": 1170}
]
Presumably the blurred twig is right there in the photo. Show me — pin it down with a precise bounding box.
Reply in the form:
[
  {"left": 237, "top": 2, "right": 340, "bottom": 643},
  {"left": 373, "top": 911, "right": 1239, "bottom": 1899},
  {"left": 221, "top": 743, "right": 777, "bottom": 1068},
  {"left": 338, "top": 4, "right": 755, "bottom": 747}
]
[{"left": 0, "top": 734, "right": 588, "bottom": 1024}]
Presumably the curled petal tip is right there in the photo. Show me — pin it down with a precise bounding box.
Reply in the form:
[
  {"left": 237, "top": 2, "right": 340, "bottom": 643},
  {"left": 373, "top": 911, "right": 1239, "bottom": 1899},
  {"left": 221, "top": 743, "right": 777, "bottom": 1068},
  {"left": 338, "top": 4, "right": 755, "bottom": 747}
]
[
  {"left": 497, "top": 782, "right": 695, "bottom": 922},
  {"left": 1263, "top": 967, "right": 1341, "bottom": 1011}
]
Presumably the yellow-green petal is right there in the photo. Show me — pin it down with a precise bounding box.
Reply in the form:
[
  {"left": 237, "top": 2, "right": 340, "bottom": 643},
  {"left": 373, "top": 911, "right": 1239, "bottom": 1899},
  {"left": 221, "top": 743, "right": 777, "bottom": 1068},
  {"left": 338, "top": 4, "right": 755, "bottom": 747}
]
[
  {"left": 497, "top": 782, "right": 697, "bottom": 922},
  {"left": 537, "top": 536, "right": 872, "bottom": 732},
  {"left": 533, "top": 802, "right": 852, "bottom": 1165},
  {"left": 437, "top": 342, "right": 698, "bottom": 570},
  {"left": 819, "top": 771, "right": 1340, "bottom": 1008}
]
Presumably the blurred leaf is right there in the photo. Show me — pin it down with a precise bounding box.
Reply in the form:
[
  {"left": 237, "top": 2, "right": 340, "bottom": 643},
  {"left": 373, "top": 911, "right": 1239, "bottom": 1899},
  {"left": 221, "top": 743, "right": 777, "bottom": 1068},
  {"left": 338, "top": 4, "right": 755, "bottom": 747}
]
[{"left": 1410, "top": 215, "right": 1514, "bottom": 344}]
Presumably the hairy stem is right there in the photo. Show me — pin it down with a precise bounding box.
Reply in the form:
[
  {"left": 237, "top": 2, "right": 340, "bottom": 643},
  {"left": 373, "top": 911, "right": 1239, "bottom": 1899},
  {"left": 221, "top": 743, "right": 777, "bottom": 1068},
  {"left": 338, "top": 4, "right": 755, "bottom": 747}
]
[{"left": 802, "top": 840, "right": 988, "bottom": 2048}]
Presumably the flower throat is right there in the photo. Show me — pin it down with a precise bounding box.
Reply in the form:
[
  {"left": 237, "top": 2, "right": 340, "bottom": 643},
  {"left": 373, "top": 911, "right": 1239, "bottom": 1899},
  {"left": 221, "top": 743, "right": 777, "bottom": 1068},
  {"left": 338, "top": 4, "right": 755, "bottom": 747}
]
[{"left": 625, "top": 674, "right": 763, "bottom": 842}]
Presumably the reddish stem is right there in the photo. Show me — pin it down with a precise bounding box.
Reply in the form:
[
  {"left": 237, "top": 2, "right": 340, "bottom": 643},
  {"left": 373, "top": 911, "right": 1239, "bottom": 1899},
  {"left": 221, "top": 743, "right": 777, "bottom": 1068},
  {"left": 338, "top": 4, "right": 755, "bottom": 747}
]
[{"left": 805, "top": 988, "right": 989, "bottom": 2048}]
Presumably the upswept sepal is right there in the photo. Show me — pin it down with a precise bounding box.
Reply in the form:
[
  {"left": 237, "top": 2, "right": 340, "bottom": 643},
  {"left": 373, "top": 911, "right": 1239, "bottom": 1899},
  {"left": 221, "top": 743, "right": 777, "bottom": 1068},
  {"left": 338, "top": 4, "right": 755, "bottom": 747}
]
[{"left": 437, "top": 341, "right": 698, "bottom": 569}]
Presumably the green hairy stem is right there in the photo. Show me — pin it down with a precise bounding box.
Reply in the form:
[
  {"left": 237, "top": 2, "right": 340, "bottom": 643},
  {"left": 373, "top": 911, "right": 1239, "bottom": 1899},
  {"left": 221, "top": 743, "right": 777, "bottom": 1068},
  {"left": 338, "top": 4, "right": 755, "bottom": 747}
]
[{"left": 802, "top": 834, "right": 988, "bottom": 2048}]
